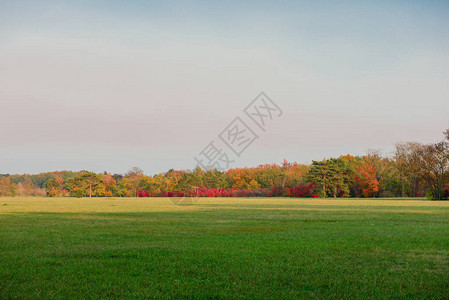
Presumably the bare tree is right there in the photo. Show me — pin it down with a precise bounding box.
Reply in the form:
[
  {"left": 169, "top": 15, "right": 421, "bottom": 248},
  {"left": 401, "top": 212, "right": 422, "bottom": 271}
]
[
  {"left": 395, "top": 142, "right": 425, "bottom": 197},
  {"left": 418, "top": 141, "right": 449, "bottom": 200},
  {"left": 126, "top": 167, "right": 144, "bottom": 177}
]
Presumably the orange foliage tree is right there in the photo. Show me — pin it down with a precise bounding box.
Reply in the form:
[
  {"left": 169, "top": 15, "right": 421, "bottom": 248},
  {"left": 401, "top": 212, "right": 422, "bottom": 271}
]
[{"left": 354, "top": 160, "right": 379, "bottom": 197}]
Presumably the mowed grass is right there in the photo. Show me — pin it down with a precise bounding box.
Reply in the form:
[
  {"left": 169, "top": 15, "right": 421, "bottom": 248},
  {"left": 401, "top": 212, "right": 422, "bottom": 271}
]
[{"left": 1, "top": 197, "right": 448, "bottom": 298}]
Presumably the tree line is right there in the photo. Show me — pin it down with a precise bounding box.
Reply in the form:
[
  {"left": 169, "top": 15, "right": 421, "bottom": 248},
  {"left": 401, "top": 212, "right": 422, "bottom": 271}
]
[{"left": 1, "top": 129, "right": 448, "bottom": 199}]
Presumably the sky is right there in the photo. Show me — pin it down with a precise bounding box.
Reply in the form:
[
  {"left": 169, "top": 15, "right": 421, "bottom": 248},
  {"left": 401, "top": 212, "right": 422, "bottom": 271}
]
[{"left": 1, "top": 0, "right": 448, "bottom": 175}]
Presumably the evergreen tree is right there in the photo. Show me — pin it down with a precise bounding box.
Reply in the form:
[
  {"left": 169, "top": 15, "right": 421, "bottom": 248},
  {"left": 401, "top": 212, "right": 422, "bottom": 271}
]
[{"left": 306, "top": 158, "right": 352, "bottom": 198}]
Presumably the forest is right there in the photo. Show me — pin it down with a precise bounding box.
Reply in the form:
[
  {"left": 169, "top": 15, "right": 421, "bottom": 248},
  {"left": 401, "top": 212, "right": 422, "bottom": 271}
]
[{"left": 1, "top": 129, "right": 448, "bottom": 200}]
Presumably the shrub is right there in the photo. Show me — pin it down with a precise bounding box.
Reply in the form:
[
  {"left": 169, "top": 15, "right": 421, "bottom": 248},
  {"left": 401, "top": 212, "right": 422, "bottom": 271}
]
[
  {"left": 137, "top": 190, "right": 149, "bottom": 197},
  {"left": 444, "top": 188, "right": 449, "bottom": 200},
  {"left": 270, "top": 186, "right": 284, "bottom": 197},
  {"left": 285, "top": 183, "right": 318, "bottom": 198},
  {"left": 426, "top": 189, "right": 447, "bottom": 200},
  {"left": 139, "top": 186, "right": 322, "bottom": 198},
  {"left": 143, "top": 187, "right": 272, "bottom": 198}
]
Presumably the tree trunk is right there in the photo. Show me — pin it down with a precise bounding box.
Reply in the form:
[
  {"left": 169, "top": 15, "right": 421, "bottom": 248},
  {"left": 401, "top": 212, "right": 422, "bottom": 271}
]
[
  {"left": 89, "top": 182, "right": 92, "bottom": 198},
  {"left": 322, "top": 175, "right": 326, "bottom": 198},
  {"left": 401, "top": 177, "right": 405, "bottom": 198}
]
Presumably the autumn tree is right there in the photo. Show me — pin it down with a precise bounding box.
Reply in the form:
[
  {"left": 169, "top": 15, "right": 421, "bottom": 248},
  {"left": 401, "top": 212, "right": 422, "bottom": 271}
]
[
  {"left": 165, "top": 169, "right": 185, "bottom": 191},
  {"left": 282, "top": 160, "right": 310, "bottom": 187},
  {"left": 18, "top": 178, "right": 38, "bottom": 196},
  {"left": 202, "top": 170, "right": 230, "bottom": 189},
  {"left": 10, "top": 183, "right": 18, "bottom": 197},
  {"left": 0, "top": 177, "right": 10, "bottom": 197},
  {"left": 248, "top": 179, "right": 261, "bottom": 190},
  {"left": 62, "top": 172, "right": 105, "bottom": 198},
  {"left": 253, "top": 164, "right": 284, "bottom": 189},
  {"left": 82, "top": 172, "right": 105, "bottom": 198},
  {"left": 354, "top": 160, "right": 379, "bottom": 198},
  {"left": 227, "top": 168, "right": 251, "bottom": 189},
  {"left": 124, "top": 167, "right": 145, "bottom": 197},
  {"left": 45, "top": 179, "right": 61, "bottom": 197},
  {"left": 179, "top": 167, "right": 205, "bottom": 190},
  {"left": 101, "top": 173, "right": 116, "bottom": 197}
]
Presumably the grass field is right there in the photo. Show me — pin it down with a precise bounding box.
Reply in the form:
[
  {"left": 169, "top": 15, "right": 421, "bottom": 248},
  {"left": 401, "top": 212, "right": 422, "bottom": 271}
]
[{"left": 1, "top": 197, "right": 448, "bottom": 298}]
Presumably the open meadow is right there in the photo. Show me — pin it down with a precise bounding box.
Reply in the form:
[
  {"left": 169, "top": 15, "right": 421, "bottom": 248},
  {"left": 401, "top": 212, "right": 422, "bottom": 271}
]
[{"left": 1, "top": 197, "right": 448, "bottom": 298}]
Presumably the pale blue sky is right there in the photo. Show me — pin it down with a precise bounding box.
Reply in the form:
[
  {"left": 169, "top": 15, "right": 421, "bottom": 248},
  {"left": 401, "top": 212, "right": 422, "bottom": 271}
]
[{"left": 1, "top": 1, "right": 448, "bottom": 174}]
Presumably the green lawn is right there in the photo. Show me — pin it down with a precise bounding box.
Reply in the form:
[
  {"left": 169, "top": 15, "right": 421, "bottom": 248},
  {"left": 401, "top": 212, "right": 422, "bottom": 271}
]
[{"left": 1, "top": 197, "right": 448, "bottom": 298}]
